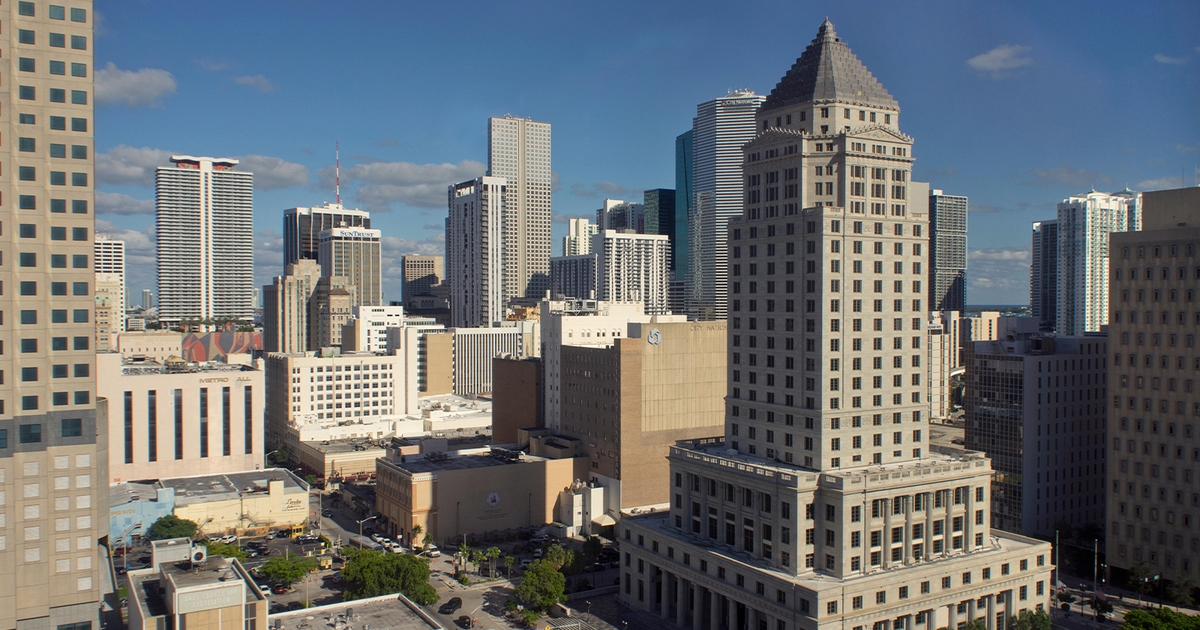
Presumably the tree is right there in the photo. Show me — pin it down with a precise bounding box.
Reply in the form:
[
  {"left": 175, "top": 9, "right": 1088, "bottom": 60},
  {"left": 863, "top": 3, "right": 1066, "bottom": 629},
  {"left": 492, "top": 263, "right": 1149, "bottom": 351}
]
[
  {"left": 471, "top": 550, "right": 487, "bottom": 575},
  {"left": 457, "top": 541, "right": 472, "bottom": 574},
  {"left": 203, "top": 541, "right": 246, "bottom": 563},
  {"left": 961, "top": 620, "right": 986, "bottom": 630},
  {"left": 305, "top": 474, "right": 318, "bottom": 485},
  {"left": 1058, "top": 591, "right": 1076, "bottom": 616},
  {"left": 581, "top": 536, "right": 603, "bottom": 583},
  {"left": 410, "top": 524, "right": 424, "bottom": 549},
  {"left": 503, "top": 556, "right": 516, "bottom": 578},
  {"left": 147, "top": 515, "right": 198, "bottom": 540},
  {"left": 486, "top": 546, "right": 502, "bottom": 577},
  {"left": 1120, "top": 608, "right": 1200, "bottom": 630},
  {"left": 1128, "top": 562, "right": 1158, "bottom": 601},
  {"left": 423, "top": 533, "right": 434, "bottom": 552},
  {"left": 339, "top": 548, "right": 438, "bottom": 604},
  {"left": 259, "top": 555, "right": 317, "bottom": 586},
  {"left": 269, "top": 447, "right": 290, "bottom": 467},
  {"left": 1007, "top": 609, "right": 1051, "bottom": 630},
  {"left": 514, "top": 559, "right": 566, "bottom": 611},
  {"left": 542, "top": 545, "right": 572, "bottom": 572},
  {"left": 1166, "top": 577, "right": 1197, "bottom": 608}
]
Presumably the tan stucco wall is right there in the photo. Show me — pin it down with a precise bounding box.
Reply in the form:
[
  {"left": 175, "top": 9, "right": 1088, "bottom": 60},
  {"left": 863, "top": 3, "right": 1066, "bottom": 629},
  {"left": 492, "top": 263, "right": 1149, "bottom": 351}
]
[
  {"left": 172, "top": 481, "right": 308, "bottom": 536},
  {"left": 423, "top": 333, "right": 454, "bottom": 396},
  {"left": 491, "top": 357, "right": 542, "bottom": 444}
]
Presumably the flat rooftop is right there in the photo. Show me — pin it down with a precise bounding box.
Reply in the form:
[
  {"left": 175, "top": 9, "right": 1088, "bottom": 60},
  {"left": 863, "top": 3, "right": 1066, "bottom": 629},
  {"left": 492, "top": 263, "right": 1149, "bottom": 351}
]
[
  {"left": 111, "top": 357, "right": 258, "bottom": 375},
  {"left": 270, "top": 592, "right": 433, "bottom": 630},
  {"left": 130, "top": 555, "right": 260, "bottom": 619},
  {"left": 302, "top": 440, "right": 387, "bottom": 455},
  {"left": 110, "top": 481, "right": 162, "bottom": 506},
  {"left": 389, "top": 448, "right": 549, "bottom": 474},
  {"left": 418, "top": 393, "right": 492, "bottom": 412},
  {"left": 160, "top": 468, "right": 308, "bottom": 507}
]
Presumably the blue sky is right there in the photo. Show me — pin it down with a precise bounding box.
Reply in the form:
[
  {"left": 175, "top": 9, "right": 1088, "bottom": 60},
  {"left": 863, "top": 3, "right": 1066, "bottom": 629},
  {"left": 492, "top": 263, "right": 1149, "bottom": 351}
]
[{"left": 94, "top": 0, "right": 1200, "bottom": 306}]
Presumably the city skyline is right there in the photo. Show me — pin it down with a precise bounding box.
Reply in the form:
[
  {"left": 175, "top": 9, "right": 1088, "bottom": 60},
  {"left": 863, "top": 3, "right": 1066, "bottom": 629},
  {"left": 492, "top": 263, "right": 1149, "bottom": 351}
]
[{"left": 91, "top": 2, "right": 1197, "bottom": 304}]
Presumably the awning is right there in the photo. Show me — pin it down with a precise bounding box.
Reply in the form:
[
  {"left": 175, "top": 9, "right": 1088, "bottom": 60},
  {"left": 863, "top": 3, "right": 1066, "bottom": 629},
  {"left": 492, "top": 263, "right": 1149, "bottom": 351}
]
[{"left": 591, "top": 513, "right": 617, "bottom": 527}]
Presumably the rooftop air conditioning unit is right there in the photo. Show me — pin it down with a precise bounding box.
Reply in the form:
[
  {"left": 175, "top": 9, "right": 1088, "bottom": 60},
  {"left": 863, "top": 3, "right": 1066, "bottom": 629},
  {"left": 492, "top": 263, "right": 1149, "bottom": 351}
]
[{"left": 190, "top": 545, "right": 207, "bottom": 565}]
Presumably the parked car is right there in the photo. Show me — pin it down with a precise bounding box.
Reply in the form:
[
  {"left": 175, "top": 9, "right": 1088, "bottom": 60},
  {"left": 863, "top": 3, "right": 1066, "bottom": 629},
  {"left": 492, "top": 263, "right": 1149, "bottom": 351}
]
[
  {"left": 438, "top": 597, "right": 463, "bottom": 615},
  {"left": 531, "top": 534, "right": 550, "bottom": 543},
  {"left": 424, "top": 545, "right": 441, "bottom": 558},
  {"left": 272, "top": 585, "right": 290, "bottom": 595},
  {"left": 456, "top": 615, "right": 473, "bottom": 629},
  {"left": 533, "top": 548, "right": 543, "bottom": 558},
  {"left": 219, "top": 534, "right": 238, "bottom": 544},
  {"left": 258, "top": 584, "right": 271, "bottom": 595},
  {"left": 321, "top": 509, "right": 333, "bottom": 517}
]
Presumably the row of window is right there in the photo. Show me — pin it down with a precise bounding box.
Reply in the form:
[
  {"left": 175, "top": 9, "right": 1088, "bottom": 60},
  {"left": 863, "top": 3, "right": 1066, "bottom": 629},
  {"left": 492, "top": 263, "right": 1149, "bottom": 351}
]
[
  {"left": 731, "top": 221, "right": 923, "bottom": 240},
  {"left": 14, "top": 197, "right": 89, "bottom": 213},
  {"left": 17, "top": 2, "right": 89, "bottom": 21},
  {"left": 18, "top": 58, "right": 88, "bottom": 77},
  {"left": 15, "top": 168, "right": 89, "bottom": 186},
  {"left": 19, "top": 138, "right": 89, "bottom": 158},
  {"left": 17, "top": 30, "right": 88, "bottom": 49},
  {"left": 0, "top": 418, "right": 85, "bottom": 448},
  {"left": 16, "top": 86, "right": 89, "bottom": 105}
]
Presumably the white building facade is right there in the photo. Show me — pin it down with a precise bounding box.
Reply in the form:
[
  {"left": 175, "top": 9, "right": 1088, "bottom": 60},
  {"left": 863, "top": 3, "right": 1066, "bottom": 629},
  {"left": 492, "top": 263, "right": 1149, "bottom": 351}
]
[
  {"left": 156, "top": 156, "right": 254, "bottom": 325},
  {"left": 563, "top": 217, "right": 597, "bottom": 256},
  {"left": 488, "top": 115, "right": 552, "bottom": 299},
  {"left": 594, "top": 230, "right": 672, "bottom": 315},
  {"left": 1055, "top": 190, "right": 1140, "bottom": 336},
  {"left": 95, "top": 234, "right": 126, "bottom": 322},
  {"left": 549, "top": 254, "right": 598, "bottom": 300},
  {"left": 447, "top": 176, "right": 508, "bottom": 328}
]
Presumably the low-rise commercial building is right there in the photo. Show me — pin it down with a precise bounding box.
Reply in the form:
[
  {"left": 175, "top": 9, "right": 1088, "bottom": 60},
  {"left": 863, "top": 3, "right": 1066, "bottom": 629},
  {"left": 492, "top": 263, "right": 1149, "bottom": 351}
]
[
  {"left": 161, "top": 469, "right": 310, "bottom": 537},
  {"left": 375, "top": 448, "right": 585, "bottom": 545},
  {"left": 110, "top": 482, "right": 176, "bottom": 547},
  {"left": 97, "top": 353, "right": 265, "bottom": 484},
  {"left": 127, "top": 547, "right": 266, "bottom": 630}
]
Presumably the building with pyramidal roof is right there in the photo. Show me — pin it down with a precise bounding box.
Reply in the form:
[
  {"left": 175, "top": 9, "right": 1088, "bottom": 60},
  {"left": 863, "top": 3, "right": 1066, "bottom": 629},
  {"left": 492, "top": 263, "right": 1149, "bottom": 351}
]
[{"left": 617, "top": 19, "right": 1053, "bottom": 630}]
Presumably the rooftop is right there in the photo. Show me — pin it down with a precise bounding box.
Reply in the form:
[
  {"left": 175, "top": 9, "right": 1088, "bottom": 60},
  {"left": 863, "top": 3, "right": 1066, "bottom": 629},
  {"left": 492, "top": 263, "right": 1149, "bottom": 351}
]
[
  {"left": 159, "top": 469, "right": 308, "bottom": 507},
  {"left": 129, "top": 555, "right": 260, "bottom": 620},
  {"left": 269, "top": 592, "right": 433, "bottom": 630},
  {"left": 110, "top": 481, "right": 164, "bottom": 506},
  {"left": 762, "top": 19, "right": 898, "bottom": 113},
  {"left": 387, "top": 447, "right": 548, "bottom": 474},
  {"left": 111, "top": 357, "right": 258, "bottom": 376}
]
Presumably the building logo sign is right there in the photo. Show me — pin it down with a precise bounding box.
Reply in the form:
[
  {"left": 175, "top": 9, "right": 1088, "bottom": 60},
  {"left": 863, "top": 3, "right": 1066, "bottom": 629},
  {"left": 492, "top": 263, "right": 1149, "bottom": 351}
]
[
  {"left": 647, "top": 328, "right": 662, "bottom": 345},
  {"left": 486, "top": 492, "right": 502, "bottom": 508}
]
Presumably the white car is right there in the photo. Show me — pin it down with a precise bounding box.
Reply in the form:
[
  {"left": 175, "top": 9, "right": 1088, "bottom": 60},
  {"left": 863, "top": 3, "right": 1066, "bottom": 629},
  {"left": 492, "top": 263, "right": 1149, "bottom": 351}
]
[
  {"left": 424, "top": 545, "right": 441, "bottom": 557},
  {"left": 258, "top": 584, "right": 271, "bottom": 595},
  {"left": 219, "top": 534, "right": 238, "bottom": 544},
  {"left": 389, "top": 544, "right": 405, "bottom": 554}
]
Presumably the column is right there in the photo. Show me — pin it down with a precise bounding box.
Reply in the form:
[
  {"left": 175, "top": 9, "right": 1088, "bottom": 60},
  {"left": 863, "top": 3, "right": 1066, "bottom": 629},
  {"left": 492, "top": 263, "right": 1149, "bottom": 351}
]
[
  {"left": 967, "top": 598, "right": 976, "bottom": 624},
  {"left": 659, "top": 569, "right": 669, "bottom": 619},
  {"left": 923, "top": 492, "right": 933, "bottom": 560},
  {"left": 675, "top": 576, "right": 685, "bottom": 627},
  {"left": 903, "top": 494, "right": 914, "bottom": 564},
  {"left": 986, "top": 594, "right": 996, "bottom": 630},
  {"left": 726, "top": 596, "right": 735, "bottom": 630},
  {"left": 1003, "top": 590, "right": 1014, "bottom": 625},
  {"left": 944, "top": 490, "right": 953, "bottom": 553},
  {"left": 964, "top": 484, "right": 974, "bottom": 549},
  {"left": 711, "top": 588, "right": 721, "bottom": 630},
  {"left": 947, "top": 602, "right": 958, "bottom": 630},
  {"left": 693, "top": 585, "right": 703, "bottom": 630},
  {"left": 883, "top": 498, "right": 893, "bottom": 568}
]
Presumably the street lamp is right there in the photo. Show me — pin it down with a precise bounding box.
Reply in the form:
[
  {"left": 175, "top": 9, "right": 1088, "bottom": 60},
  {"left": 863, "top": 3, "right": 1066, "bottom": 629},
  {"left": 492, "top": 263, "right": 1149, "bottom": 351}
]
[{"left": 357, "top": 515, "right": 378, "bottom": 549}]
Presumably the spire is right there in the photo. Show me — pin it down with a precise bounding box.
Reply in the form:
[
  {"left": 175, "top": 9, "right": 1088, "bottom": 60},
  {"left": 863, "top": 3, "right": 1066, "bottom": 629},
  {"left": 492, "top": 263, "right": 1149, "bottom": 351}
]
[
  {"left": 761, "top": 19, "right": 899, "bottom": 113},
  {"left": 335, "top": 141, "right": 341, "bottom": 205}
]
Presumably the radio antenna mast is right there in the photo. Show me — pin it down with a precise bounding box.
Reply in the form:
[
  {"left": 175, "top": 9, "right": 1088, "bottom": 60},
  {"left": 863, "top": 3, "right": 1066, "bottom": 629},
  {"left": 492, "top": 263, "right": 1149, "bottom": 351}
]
[{"left": 335, "top": 142, "right": 341, "bottom": 205}]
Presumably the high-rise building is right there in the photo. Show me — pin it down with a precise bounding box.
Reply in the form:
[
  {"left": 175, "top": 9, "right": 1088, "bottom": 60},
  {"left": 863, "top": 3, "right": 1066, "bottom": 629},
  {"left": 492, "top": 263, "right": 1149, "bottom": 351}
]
[
  {"left": 928, "top": 190, "right": 967, "bottom": 312},
  {"left": 0, "top": 3, "right": 107, "bottom": 628},
  {"left": 142, "top": 289, "right": 154, "bottom": 310},
  {"left": 401, "top": 255, "right": 443, "bottom": 300},
  {"left": 156, "top": 156, "right": 254, "bottom": 326},
  {"left": 619, "top": 21, "right": 1052, "bottom": 629},
  {"left": 594, "top": 230, "right": 672, "bottom": 315},
  {"left": 562, "top": 218, "right": 597, "bottom": 257},
  {"left": 447, "top": 176, "right": 508, "bottom": 328},
  {"left": 1107, "top": 198, "right": 1200, "bottom": 585},
  {"left": 283, "top": 203, "right": 370, "bottom": 268},
  {"left": 488, "top": 115, "right": 552, "bottom": 298},
  {"left": 1029, "top": 220, "right": 1058, "bottom": 332},
  {"left": 643, "top": 189, "right": 677, "bottom": 260},
  {"left": 95, "top": 273, "right": 123, "bottom": 352},
  {"left": 596, "top": 198, "right": 645, "bottom": 233},
  {"left": 686, "top": 91, "right": 764, "bottom": 321},
  {"left": 262, "top": 260, "right": 323, "bottom": 353},
  {"left": 94, "top": 234, "right": 126, "bottom": 317},
  {"left": 319, "top": 226, "right": 382, "bottom": 306},
  {"left": 549, "top": 254, "right": 597, "bottom": 300},
  {"left": 675, "top": 131, "right": 693, "bottom": 278},
  {"left": 310, "top": 276, "right": 357, "bottom": 349},
  {"left": 1054, "top": 190, "right": 1141, "bottom": 336},
  {"left": 964, "top": 332, "right": 1107, "bottom": 538}
]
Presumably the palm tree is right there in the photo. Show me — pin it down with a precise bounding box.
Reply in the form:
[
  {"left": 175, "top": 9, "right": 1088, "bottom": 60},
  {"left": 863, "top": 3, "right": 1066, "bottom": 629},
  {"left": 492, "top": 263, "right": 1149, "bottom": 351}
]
[
  {"left": 457, "top": 541, "right": 472, "bottom": 574},
  {"left": 471, "top": 549, "right": 487, "bottom": 576},
  {"left": 486, "top": 546, "right": 502, "bottom": 577},
  {"left": 410, "top": 524, "right": 424, "bottom": 550},
  {"left": 503, "top": 555, "right": 516, "bottom": 578}
]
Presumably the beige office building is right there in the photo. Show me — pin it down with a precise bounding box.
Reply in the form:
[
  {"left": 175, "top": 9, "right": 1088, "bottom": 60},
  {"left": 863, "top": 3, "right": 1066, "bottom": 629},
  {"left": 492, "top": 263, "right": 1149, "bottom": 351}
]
[
  {"left": 619, "top": 20, "right": 1051, "bottom": 630},
  {"left": 262, "top": 259, "right": 322, "bottom": 353},
  {"left": 95, "top": 273, "right": 122, "bottom": 352},
  {"left": 1106, "top": 195, "right": 1200, "bottom": 583},
  {"left": 320, "top": 227, "right": 382, "bottom": 307},
  {"left": 95, "top": 353, "right": 264, "bottom": 484},
  {"left": 560, "top": 321, "right": 726, "bottom": 510},
  {"left": 401, "top": 255, "right": 444, "bottom": 300},
  {"left": 162, "top": 470, "right": 309, "bottom": 536},
  {"left": 0, "top": 3, "right": 108, "bottom": 630},
  {"left": 127, "top": 552, "right": 267, "bottom": 630}
]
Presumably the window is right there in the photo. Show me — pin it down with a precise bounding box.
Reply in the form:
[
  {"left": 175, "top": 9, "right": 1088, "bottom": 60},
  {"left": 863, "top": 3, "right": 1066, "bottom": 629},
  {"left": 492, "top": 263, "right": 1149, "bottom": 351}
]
[
  {"left": 51, "top": 144, "right": 67, "bottom": 158},
  {"left": 19, "top": 424, "right": 42, "bottom": 443},
  {"left": 71, "top": 63, "right": 88, "bottom": 77},
  {"left": 20, "top": 114, "right": 37, "bottom": 125},
  {"left": 49, "top": 4, "right": 65, "bottom": 19},
  {"left": 62, "top": 419, "right": 82, "bottom": 438},
  {"left": 71, "top": 172, "right": 88, "bottom": 186},
  {"left": 19, "top": 253, "right": 37, "bottom": 268},
  {"left": 73, "top": 227, "right": 88, "bottom": 241},
  {"left": 49, "top": 33, "right": 66, "bottom": 48},
  {"left": 50, "top": 88, "right": 66, "bottom": 103},
  {"left": 19, "top": 2, "right": 35, "bottom": 16},
  {"left": 19, "top": 167, "right": 37, "bottom": 181},
  {"left": 20, "top": 195, "right": 38, "bottom": 210},
  {"left": 19, "top": 29, "right": 36, "bottom": 45},
  {"left": 71, "top": 7, "right": 88, "bottom": 22},
  {"left": 21, "top": 339, "right": 38, "bottom": 353},
  {"left": 72, "top": 255, "right": 88, "bottom": 269},
  {"left": 20, "top": 282, "right": 38, "bottom": 296},
  {"left": 51, "top": 255, "right": 67, "bottom": 269},
  {"left": 50, "top": 60, "right": 67, "bottom": 75},
  {"left": 71, "top": 90, "right": 88, "bottom": 105},
  {"left": 51, "top": 116, "right": 67, "bottom": 130},
  {"left": 18, "top": 137, "right": 37, "bottom": 153},
  {"left": 22, "top": 367, "right": 39, "bottom": 381},
  {"left": 19, "top": 58, "right": 36, "bottom": 72},
  {"left": 71, "top": 35, "right": 88, "bottom": 50},
  {"left": 72, "top": 200, "right": 89, "bottom": 214},
  {"left": 72, "top": 145, "right": 88, "bottom": 159},
  {"left": 50, "top": 171, "right": 67, "bottom": 185},
  {"left": 72, "top": 118, "right": 88, "bottom": 132}
]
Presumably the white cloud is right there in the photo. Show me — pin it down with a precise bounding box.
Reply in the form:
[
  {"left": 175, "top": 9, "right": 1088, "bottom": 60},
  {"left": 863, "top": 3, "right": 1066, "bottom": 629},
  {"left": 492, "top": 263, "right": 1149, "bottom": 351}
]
[
  {"left": 967, "top": 45, "right": 1032, "bottom": 76},
  {"left": 97, "top": 145, "right": 174, "bottom": 186},
  {"left": 95, "top": 62, "right": 177, "bottom": 107},
  {"left": 1026, "top": 163, "right": 1114, "bottom": 188},
  {"left": 236, "top": 155, "right": 309, "bottom": 190},
  {"left": 338, "top": 160, "right": 486, "bottom": 211},
  {"left": 968, "top": 247, "right": 1032, "bottom": 303},
  {"left": 97, "top": 220, "right": 157, "bottom": 294},
  {"left": 96, "top": 191, "right": 154, "bottom": 215},
  {"left": 1154, "top": 53, "right": 1189, "bottom": 65},
  {"left": 1178, "top": 144, "right": 1199, "bottom": 154},
  {"left": 570, "top": 181, "right": 641, "bottom": 199},
  {"left": 1137, "top": 176, "right": 1187, "bottom": 191},
  {"left": 970, "top": 248, "right": 1030, "bottom": 262},
  {"left": 234, "top": 74, "right": 277, "bottom": 93},
  {"left": 197, "top": 58, "right": 235, "bottom": 71},
  {"left": 254, "top": 229, "right": 285, "bottom": 290}
]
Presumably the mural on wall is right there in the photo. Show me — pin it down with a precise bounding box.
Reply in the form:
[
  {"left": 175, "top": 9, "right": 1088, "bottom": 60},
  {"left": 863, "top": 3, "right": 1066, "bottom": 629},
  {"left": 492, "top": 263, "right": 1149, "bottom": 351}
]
[{"left": 181, "top": 332, "right": 262, "bottom": 363}]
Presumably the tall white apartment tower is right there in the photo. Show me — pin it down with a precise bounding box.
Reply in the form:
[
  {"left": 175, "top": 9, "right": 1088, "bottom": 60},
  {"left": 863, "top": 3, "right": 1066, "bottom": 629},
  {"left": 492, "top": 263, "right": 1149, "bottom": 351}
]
[
  {"left": 94, "top": 234, "right": 126, "bottom": 323},
  {"left": 619, "top": 20, "right": 1052, "bottom": 630},
  {"left": 488, "top": 116, "right": 552, "bottom": 299},
  {"left": 1055, "top": 189, "right": 1140, "bottom": 336},
  {"left": 563, "top": 217, "right": 597, "bottom": 256},
  {"left": 0, "top": 2, "right": 108, "bottom": 629},
  {"left": 156, "top": 156, "right": 254, "bottom": 326},
  {"left": 447, "top": 177, "right": 508, "bottom": 328},
  {"left": 593, "top": 230, "right": 672, "bottom": 315},
  {"left": 686, "top": 90, "right": 764, "bottom": 321}
]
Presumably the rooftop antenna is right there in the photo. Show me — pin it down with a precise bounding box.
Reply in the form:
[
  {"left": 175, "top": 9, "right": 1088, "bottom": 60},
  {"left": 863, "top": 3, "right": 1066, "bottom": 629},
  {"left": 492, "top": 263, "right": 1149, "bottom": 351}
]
[{"left": 335, "top": 141, "right": 341, "bottom": 205}]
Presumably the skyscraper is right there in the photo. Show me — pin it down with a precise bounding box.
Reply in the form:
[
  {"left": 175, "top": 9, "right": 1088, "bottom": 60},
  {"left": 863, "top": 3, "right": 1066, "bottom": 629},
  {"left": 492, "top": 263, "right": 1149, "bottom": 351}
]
[
  {"left": 0, "top": 2, "right": 107, "bottom": 628},
  {"left": 488, "top": 115, "right": 551, "bottom": 299},
  {"left": 283, "top": 203, "right": 370, "bottom": 268},
  {"left": 142, "top": 289, "right": 154, "bottom": 310},
  {"left": 156, "top": 156, "right": 254, "bottom": 326},
  {"left": 928, "top": 190, "right": 967, "bottom": 311},
  {"left": 593, "top": 230, "right": 672, "bottom": 315},
  {"left": 1029, "top": 220, "right": 1057, "bottom": 332},
  {"left": 643, "top": 189, "right": 677, "bottom": 258},
  {"left": 675, "top": 131, "right": 693, "bottom": 281},
  {"left": 1054, "top": 190, "right": 1140, "bottom": 336},
  {"left": 262, "top": 260, "right": 322, "bottom": 353},
  {"left": 619, "top": 20, "right": 1052, "bottom": 629},
  {"left": 686, "top": 91, "right": 764, "bottom": 321},
  {"left": 596, "top": 198, "right": 645, "bottom": 233},
  {"left": 94, "top": 234, "right": 126, "bottom": 328},
  {"left": 447, "top": 176, "right": 508, "bottom": 328},
  {"left": 318, "top": 226, "right": 383, "bottom": 306},
  {"left": 562, "top": 218, "right": 597, "bottom": 257},
  {"left": 401, "top": 255, "right": 443, "bottom": 300}
]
